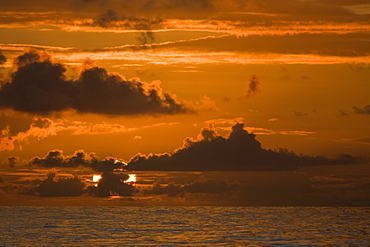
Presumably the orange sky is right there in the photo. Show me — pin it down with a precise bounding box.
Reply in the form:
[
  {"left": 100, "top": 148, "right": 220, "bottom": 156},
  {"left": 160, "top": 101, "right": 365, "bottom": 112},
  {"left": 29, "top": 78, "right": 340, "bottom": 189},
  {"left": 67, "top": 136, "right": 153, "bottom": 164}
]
[{"left": 0, "top": 0, "right": 369, "bottom": 205}]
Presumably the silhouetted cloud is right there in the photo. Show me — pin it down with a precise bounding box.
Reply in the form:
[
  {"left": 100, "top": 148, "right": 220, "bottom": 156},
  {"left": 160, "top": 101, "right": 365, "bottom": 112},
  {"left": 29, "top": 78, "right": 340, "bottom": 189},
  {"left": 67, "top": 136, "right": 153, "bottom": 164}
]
[
  {"left": 87, "top": 171, "right": 135, "bottom": 197},
  {"left": 138, "top": 168, "right": 370, "bottom": 206},
  {"left": 33, "top": 162, "right": 135, "bottom": 197},
  {"left": 0, "top": 51, "right": 6, "bottom": 65},
  {"left": 1, "top": 0, "right": 369, "bottom": 41},
  {"left": 1, "top": 0, "right": 365, "bottom": 19},
  {"left": 0, "top": 51, "right": 193, "bottom": 116},
  {"left": 28, "top": 149, "right": 125, "bottom": 172},
  {"left": 93, "top": 9, "right": 163, "bottom": 31},
  {"left": 353, "top": 105, "right": 370, "bottom": 114},
  {"left": 92, "top": 9, "right": 163, "bottom": 45},
  {"left": 240, "top": 75, "right": 260, "bottom": 99},
  {"left": 36, "top": 171, "right": 85, "bottom": 197},
  {"left": 7, "top": 156, "right": 19, "bottom": 168},
  {"left": 0, "top": 116, "right": 182, "bottom": 151},
  {"left": 126, "top": 123, "right": 362, "bottom": 171},
  {"left": 94, "top": 9, "right": 119, "bottom": 28},
  {"left": 0, "top": 117, "right": 60, "bottom": 152}
]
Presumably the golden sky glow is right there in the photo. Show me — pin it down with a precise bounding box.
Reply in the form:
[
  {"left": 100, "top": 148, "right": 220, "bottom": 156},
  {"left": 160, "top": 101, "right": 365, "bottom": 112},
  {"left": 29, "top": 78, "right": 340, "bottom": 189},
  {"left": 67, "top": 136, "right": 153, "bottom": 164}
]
[{"left": 0, "top": 0, "right": 369, "bottom": 205}]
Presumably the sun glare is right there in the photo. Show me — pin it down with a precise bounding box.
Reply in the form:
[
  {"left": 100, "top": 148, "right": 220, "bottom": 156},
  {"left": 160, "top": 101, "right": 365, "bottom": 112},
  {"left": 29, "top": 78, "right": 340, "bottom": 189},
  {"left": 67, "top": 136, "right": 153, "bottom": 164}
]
[
  {"left": 92, "top": 174, "right": 102, "bottom": 183},
  {"left": 124, "top": 174, "right": 136, "bottom": 183}
]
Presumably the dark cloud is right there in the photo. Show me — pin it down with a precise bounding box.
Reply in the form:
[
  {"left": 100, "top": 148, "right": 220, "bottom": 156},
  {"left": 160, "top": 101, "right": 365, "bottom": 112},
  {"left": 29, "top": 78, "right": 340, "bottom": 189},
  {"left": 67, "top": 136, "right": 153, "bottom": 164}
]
[
  {"left": 92, "top": 9, "right": 163, "bottom": 45},
  {"left": 74, "top": 67, "right": 189, "bottom": 115},
  {"left": 353, "top": 104, "right": 370, "bottom": 114},
  {"left": 0, "top": 51, "right": 6, "bottom": 65},
  {"left": 36, "top": 171, "right": 85, "bottom": 197},
  {"left": 136, "top": 31, "right": 157, "bottom": 46},
  {"left": 93, "top": 9, "right": 119, "bottom": 28},
  {"left": 1, "top": 0, "right": 368, "bottom": 24},
  {"left": 0, "top": 51, "right": 74, "bottom": 114},
  {"left": 28, "top": 149, "right": 125, "bottom": 172},
  {"left": 0, "top": 51, "right": 192, "bottom": 116},
  {"left": 29, "top": 151, "right": 136, "bottom": 197},
  {"left": 240, "top": 75, "right": 260, "bottom": 99},
  {"left": 7, "top": 156, "right": 19, "bottom": 168},
  {"left": 30, "top": 149, "right": 67, "bottom": 167},
  {"left": 126, "top": 123, "right": 363, "bottom": 171},
  {"left": 93, "top": 9, "right": 164, "bottom": 30},
  {"left": 139, "top": 168, "right": 370, "bottom": 206}
]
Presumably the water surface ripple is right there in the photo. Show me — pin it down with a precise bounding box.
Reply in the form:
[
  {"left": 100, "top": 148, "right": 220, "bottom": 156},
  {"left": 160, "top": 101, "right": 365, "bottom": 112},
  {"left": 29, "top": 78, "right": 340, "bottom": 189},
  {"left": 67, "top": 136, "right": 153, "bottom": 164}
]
[{"left": 1, "top": 207, "right": 369, "bottom": 246}]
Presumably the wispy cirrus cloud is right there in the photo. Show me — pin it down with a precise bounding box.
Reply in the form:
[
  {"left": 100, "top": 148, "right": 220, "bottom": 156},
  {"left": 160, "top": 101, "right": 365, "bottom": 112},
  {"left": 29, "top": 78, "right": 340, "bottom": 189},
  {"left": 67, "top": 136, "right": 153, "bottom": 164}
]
[
  {"left": 53, "top": 50, "right": 370, "bottom": 66},
  {"left": 2, "top": 41, "right": 370, "bottom": 67},
  {"left": 0, "top": 44, "right": 74, "bottom": 52},
  {"left": 337, "top": 138, "right": 370, "bottom": 146},
  {"left": 203, "top": 118, "right": 315, "bottom": 136},
  {"left": 0, "top": 116, "right": 180, "bottom": 151},
  {"left": 0, "top": 117, "right": 59, "bottom": 151}
]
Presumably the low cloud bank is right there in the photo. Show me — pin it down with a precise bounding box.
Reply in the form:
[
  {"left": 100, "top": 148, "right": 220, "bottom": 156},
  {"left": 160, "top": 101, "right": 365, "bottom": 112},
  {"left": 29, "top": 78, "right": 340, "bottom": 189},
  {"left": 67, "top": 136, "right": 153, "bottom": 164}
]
[
  {"left": 34, "top": 169, "right": 135, "bottom": 197},
  {"left": 28, "top": 149, "right": 125, "bottom": 172},
  {"left": 0, "top": 51, "right": 193, "bottom": 116},
  {"left": 145, "top": 178, "right": 232, "bottom": 197},
  {"left": 17, "top": 123, "right": 363, "bottom": 172},
  {"left": 126, "top": 123, "right": 362, "bottom": 171},
  {"left": 36, "top": 171, "right": 85, "bottom": 197}
]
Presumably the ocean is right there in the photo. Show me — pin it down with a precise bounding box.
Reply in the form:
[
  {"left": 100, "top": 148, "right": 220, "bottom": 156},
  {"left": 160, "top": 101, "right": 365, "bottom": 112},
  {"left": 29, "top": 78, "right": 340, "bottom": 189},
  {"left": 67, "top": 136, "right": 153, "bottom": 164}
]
[{"left": 1, "top": 206, "right": 369, "bottom": 246}]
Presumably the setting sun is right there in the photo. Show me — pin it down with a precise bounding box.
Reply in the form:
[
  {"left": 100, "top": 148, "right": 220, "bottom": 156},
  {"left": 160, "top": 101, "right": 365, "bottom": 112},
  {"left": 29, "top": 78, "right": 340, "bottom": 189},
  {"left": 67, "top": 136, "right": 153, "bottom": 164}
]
[
  {"left": 92, "top": 174, "right": 102, "bottom": 183},
  {"left": 124, "top": 174, "right": 136, "bottom": 184}
]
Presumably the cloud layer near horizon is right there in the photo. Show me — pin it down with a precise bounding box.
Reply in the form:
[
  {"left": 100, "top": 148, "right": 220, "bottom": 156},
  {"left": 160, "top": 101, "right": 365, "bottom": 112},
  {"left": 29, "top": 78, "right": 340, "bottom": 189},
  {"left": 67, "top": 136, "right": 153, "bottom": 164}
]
[
  {"left": 126, "top": 123, "right": 361, "bottom": 171},
  {"left": 4, "top": 122, "right": 360, "bottom": 171},
  {"left": 0, "top": 51, "right": 193, "bottom": 116},
  {"left": 27, "top": 149, "right": 125, "bottom": 172}
]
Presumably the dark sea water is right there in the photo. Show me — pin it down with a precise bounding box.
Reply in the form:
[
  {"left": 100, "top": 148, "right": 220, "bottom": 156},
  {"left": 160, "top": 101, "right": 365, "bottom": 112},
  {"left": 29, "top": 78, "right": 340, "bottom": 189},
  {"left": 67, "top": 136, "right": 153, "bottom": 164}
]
[{"left": 0, "top": 207, "right": 369, "bottom": 246}]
